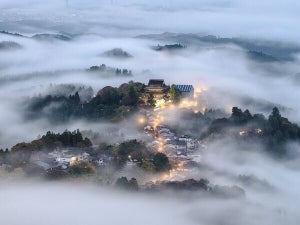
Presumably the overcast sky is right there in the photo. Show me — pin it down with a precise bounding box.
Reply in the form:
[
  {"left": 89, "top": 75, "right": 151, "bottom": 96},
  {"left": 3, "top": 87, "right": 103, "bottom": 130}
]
[{"left": 0, "top": 0, "right": 300, "bottom": 42}]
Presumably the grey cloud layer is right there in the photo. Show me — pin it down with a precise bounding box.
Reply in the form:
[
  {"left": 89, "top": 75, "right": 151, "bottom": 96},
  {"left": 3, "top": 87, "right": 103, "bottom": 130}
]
[{"left": 1, "top": 0, "right": 300, "bottom": 42}]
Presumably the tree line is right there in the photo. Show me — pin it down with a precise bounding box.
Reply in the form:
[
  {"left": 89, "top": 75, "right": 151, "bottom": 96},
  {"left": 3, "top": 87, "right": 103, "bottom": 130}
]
[
  {"left": 24, "top": 81, "right": 146, "bottom": 123},
  {"left": 202, "top": 107, "right": 300, "bottom": 155}
]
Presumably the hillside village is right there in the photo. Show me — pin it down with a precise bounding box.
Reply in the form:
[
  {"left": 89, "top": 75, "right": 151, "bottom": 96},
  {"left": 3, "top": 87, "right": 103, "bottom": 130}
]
[
  {"left": 1, "top": 79, "right": 299, "bottom": 190},
  {"left": 1, "top": 79, "right": 202, "bottom": 183}
]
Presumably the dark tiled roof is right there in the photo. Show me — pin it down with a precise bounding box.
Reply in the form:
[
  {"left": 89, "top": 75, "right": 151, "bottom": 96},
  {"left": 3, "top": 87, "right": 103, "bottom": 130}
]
[
  {"left": 148, "top": 79, "right": 165, "bottom": 87},
  {"left": 175, "top": 85, "right": 194, "bottom": 92}
]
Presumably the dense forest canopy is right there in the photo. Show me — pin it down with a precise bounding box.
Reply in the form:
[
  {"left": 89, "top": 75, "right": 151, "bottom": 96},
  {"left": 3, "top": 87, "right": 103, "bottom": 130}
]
[{"left": 24, "top": 81, "right": 146, "bottom": 123}]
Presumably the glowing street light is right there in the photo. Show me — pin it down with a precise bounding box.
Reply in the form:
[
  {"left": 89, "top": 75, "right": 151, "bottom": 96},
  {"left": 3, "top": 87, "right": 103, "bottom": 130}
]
[{"left": 138, "top": 117, "right": 146, "bottom": 125}]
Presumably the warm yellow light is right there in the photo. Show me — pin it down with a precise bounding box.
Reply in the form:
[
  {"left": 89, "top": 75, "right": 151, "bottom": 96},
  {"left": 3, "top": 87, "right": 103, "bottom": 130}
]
[
  {"left": 138, "top": 117, "right": 146, "bottom": 124},
  {"left": 169, "top": 104, "right": 175, "bottom": 109},
  {"left": 178, "top": 100, "right": 197, "bottom": 109},
  {"left": 239, "top": 131, "right": 247, "bottom": 136},
  {"left": 158, "top": 146, "right": 163, "bottom": 152},
  {"left": 70, "top": 157, "right": 77, "bottom": 166},
  {"left": 163, "top": 174, "right": 169, "bottom": 179},
  {"left": 155, "top": 99, "right": 166, "bottom": 108}
]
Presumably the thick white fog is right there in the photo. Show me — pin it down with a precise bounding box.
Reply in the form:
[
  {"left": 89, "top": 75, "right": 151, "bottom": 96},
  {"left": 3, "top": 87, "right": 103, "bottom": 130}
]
[
  {"left": 1, "top": 141, "right": 300, "bottom": 225},
  {"left": 1, "top": 1, "right": 300, "bottom": 225}
]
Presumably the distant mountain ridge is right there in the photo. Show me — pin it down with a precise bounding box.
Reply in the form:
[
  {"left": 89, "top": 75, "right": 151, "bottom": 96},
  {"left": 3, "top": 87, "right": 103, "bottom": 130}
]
[
  {"left": 0, "top": 30, "right": 72, "bottom": 42},
  {"left": 0, "top": 30, "right": 25, "bottom": 37},
  {"left": 32, "top": 33, "right": 72, "bottom": 42},
  {"left": 137, "top": 32, "right": 300, "bottom": 61}
]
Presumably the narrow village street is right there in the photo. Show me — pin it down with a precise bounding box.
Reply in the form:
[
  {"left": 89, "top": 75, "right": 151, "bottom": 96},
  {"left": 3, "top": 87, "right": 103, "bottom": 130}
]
[{"left": 141, "top": 106, "right": 205, "bottom": 182}]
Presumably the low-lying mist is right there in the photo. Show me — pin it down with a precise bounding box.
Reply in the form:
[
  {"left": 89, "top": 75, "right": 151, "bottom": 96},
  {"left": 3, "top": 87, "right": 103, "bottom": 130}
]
[{"left": 1, "top": 139, "right": 300, "bottom": 225}]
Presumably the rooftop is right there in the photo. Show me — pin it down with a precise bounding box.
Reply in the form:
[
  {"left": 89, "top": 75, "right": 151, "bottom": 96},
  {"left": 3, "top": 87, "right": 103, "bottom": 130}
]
[
  {"left": 148, "top": 79, "right": 165, "bottom": 87},
  {"left": 175, "top": 85, "right": 194, "bottom": 92}
]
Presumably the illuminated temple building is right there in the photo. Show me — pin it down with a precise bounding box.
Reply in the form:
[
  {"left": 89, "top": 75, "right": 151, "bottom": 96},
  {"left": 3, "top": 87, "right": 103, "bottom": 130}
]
[
  {"left": 145, "top": 79, "right": 168, "bottom": 99},
  {"left": 145, "top": 79, "right": 194, "bottom": 100}
]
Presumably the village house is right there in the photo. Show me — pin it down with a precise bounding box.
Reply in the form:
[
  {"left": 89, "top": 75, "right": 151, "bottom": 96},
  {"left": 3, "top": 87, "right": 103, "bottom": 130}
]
[{"left": 175, "top": 85, "right": 194, "bottom": 98}]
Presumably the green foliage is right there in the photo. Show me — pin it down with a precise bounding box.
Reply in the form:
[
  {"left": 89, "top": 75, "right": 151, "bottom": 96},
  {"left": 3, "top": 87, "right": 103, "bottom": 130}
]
[
  {"left": 264, "top": 107, "right": 300, "bottom": 153},
  {"left": 147, "top": 93, "right": 156, "bottom": 107},
  {"left": 96, "top": 143, "right": 115, "bottom": 156},
  {"left": 11, "top": 130, "right": 92, "bottom": 153},
  {"left": 45, "top": 167, "right": 68, "bottom": 180},
  {"left": 153, "top": 152, "right": 170, "bottom": 172},
  {"left": 139, "top": 93, "right": 155, "bottom": 107},
  {"left": 97, "top": 86, "right": 120, "bottom": 105},
  {"left": 141, "top": 159, "right": 155, "bottom": 171},
  {"left": 168, "top": 85, "right": 181, "bottom": 103},
  {"left": 230, "top": 107, "right": 253, "bottom": 124},
  {"left": 122, "top": 85, "right": 139, "bottom": 106},
  {"left": 88, "top": 64, "right": 132, "bottom": 76},
  {"left": 117, "top": 139, "right": 149, "bottom": 165},
  {"left": 40, "top": 129, "right": 91, "bottom": 149},
  {"left": 68, "top": 162, "right": 96, "bottom": 176},
  {"left": 25, "top": 82, "right": 144, "bottom": 123},
  {"left": 204, "top": 106, "right": 300, "bottom": 155},
  {"left": 115, "top": 177, "right": 129, "bottom": 187},
  {"left": 115, "top": 177, "right": 139, "bottom": 191}
]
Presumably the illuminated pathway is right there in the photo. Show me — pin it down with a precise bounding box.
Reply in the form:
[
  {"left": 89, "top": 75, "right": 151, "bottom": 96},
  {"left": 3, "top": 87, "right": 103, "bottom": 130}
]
[{"left": 140, "top": 101, "right": 204, "bottom": 182}]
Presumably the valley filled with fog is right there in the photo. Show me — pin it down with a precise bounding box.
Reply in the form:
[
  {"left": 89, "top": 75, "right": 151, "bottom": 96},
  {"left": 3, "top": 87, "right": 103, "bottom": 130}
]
[{"left": 1, "top": 1, "right": 300, "bottom": 225}]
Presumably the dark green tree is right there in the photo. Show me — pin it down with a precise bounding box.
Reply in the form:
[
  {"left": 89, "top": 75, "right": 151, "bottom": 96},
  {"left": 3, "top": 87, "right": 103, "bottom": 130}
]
[
  {"left": 115, "top": 177, "right": 130, "bottom": 188},
  {"left": 153, "top": 152, "right": 170, "bottom": 172},
  {"left": 115, "top": 177, "right": 139, "bottom": 191},
  {"left": 168, "top": 85, "right": 181, "bottom": 103}
]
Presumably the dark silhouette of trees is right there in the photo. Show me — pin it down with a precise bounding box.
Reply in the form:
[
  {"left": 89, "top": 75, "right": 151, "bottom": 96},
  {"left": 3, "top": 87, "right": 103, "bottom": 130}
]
[
  {"left": 115, "top": 177, "right": 139, "bottom": 191},
  {"left": 230, "top": 107, "right": 253, "bottom": 124},
  {"left": 25, "top": 81, "right": 145, "bottom": 123},
  {"left": 10, "top": 130, "right": 92, "bottom": 153},
  {"left": 69, "top": 162, "right": 96, "bottom": 176},
  {"left": 153, "top": 152, "right": 170, "bottom": 172},
  {"left": 117, "top": 139, "right": 149, "bottom": 165},
  {"left": 203, "top": 106, "right": 300, "bottom": 155}
]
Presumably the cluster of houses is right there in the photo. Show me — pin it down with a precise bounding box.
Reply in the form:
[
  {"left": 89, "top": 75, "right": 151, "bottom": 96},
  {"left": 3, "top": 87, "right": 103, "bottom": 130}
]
[
  {"left": 30, "top": 149, "right": 104, "bottom": 171},
  {"left": 144, "top": 109, "right": 199, "bottom": 157}
]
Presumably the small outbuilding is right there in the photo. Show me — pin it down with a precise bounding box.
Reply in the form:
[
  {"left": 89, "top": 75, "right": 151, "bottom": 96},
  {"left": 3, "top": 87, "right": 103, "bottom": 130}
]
[{"left": 175, "top": 85, "right": 194, "bottom": 98}]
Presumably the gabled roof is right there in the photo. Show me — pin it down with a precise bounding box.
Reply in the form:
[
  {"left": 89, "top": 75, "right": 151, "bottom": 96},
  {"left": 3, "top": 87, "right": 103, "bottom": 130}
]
[
  {"left": 177, "top": 140, "right": 187, "bottom": 146},
  {"left": 175, "top": 85, "right": 194, "bottom": 92},
  {"left": 148, "top": 79, "right": 165, "bottom": 87}
]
